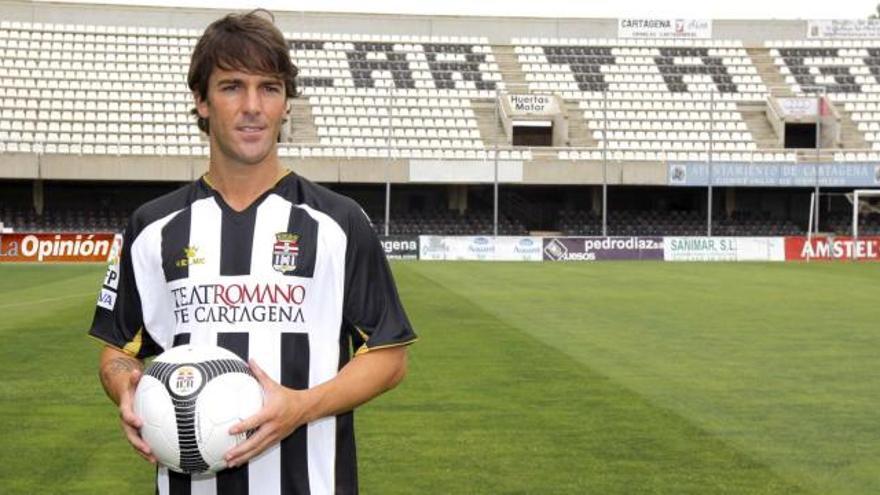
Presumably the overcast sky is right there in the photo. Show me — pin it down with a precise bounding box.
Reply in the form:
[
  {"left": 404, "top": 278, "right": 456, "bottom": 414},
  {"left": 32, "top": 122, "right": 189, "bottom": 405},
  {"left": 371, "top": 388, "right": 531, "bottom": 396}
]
[{"left": 34, "top": 0, "right": 880, "bottom": 20}]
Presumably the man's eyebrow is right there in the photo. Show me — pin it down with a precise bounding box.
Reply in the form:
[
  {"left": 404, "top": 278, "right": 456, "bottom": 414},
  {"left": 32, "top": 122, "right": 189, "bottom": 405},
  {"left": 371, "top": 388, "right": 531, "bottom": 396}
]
[{"left": 214, "top": 77, "right": 283, "bottom": 85}]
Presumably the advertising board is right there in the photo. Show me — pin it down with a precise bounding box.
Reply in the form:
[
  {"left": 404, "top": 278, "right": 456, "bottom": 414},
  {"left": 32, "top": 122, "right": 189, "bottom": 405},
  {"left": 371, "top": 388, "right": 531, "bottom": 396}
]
[
  {"left": 419, "top": 236, "right": 543, "bottom": 261},
  {"left": 784, "top": 236, "right": 880, "bottom": 261},
  {"left": 379, "top": 235, "right": 419, "bottom": 260},
  {"left": 0, "top": 233, "right": 117, "bottom": 263},
  {"left": 663, "top": 237, "right": 785, "bottom": 262},
  {"left": 543, "top": 237, "right": 664, "bottom": 261}
]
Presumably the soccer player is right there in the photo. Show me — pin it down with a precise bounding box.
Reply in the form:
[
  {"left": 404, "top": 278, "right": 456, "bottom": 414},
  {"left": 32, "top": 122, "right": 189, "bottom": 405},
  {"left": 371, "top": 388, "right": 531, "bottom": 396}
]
[{"left": 90, "top": 10, "right": 417, "bottom": 495}]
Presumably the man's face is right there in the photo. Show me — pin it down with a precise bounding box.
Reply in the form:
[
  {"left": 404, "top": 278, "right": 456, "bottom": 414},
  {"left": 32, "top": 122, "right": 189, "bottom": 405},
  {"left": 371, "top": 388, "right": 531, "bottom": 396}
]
[{"left": 196, "top": 68, "right": 287, "bottom": 167}]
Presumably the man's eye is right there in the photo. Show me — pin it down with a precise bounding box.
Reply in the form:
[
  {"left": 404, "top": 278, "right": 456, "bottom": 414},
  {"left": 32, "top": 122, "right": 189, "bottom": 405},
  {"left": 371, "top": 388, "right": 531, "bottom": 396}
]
[
  {"left": 221, "top": 85, "right": 239, "bottom": 92},
  {"left": 264, "top": 86, "right": 281, "bottom": 93}
]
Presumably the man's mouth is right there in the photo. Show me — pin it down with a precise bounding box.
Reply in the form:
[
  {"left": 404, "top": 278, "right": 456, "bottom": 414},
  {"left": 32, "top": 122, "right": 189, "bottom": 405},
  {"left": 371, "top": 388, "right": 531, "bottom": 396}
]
[{"left": 236, "top": 125, "right": 266, "bottom": 134}]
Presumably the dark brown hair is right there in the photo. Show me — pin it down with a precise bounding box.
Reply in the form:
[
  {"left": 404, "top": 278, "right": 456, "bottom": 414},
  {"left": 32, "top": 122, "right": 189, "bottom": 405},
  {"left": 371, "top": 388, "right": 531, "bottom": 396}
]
[{"left": 188, "top": 9, "right": 298, "bottom": 135}]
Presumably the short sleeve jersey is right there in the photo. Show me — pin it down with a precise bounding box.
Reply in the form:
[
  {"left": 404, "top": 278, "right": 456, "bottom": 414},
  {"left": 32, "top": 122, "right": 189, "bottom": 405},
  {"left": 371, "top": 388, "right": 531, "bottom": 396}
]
[{"left": 89, "top": 172, "right": 417, "bottom": 495}]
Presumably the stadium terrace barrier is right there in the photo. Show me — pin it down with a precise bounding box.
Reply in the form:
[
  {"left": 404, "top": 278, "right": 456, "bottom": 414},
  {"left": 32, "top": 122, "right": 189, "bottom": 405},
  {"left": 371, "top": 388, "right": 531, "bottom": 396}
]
[
  {"left": 0, "top": 232, "right": 118, "bottom": 263},
  {"left": 543, "top": 237, "right": 664, "bottom": 261},
  {"left": 419, "top": 236, "right": 543, "bottom": 261},
  {"left": 785, "top": 236, "right": 880, "bottom": 261},
  {"left": 663, "top": 237, "right": 785, "bottom": 262}
]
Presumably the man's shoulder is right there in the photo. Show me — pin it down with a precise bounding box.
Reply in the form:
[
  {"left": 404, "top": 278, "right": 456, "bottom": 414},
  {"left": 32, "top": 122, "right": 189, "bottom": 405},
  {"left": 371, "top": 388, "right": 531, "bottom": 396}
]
[
  {"left": 128, "top": 180, "right": 209, "bottom": 237},
  {"left": 279, "top": 173, "right": 368, "bottom": 228}
]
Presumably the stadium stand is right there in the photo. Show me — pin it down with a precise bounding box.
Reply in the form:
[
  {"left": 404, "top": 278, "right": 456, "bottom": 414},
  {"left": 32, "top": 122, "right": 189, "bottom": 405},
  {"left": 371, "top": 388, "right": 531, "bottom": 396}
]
[
  {"left": 372, "top": 208, "right": 527, "bottom": 236},
  {"left": 0, "top": 20, "right": 204, "bottom": 156},
  {"left": 556, "top": 208, "right": 803, "bottom": 236},
  {"left": 514, "top": 37, "right": 782, "bottom": 162},
  {"left": 0, "top": 204, "right": 127, "bottom": 232},
  {"left": 0, "top": 21, "right": 512, "bottom": 158},
  {"left": 1, "top": 7, "right": 878, "bottom": 238},
  {"left": 766, "top": 40, "right": 880, "bottom": 153}
]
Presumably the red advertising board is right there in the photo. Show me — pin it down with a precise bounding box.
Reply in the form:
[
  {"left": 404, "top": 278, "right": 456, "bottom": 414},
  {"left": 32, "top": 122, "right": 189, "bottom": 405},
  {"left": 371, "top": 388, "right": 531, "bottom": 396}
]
[
  {"left": 784, "top": 236, "right": 880, "bottom": 261},
  {"left": 0, "top": 233, "right": 119, "bottom": 262}
]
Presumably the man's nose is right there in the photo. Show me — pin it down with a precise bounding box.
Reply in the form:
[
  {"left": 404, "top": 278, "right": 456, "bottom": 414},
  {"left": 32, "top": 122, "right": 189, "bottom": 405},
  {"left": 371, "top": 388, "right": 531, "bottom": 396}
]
[{"left": 242, "top": 87, "right": 261, "bottom": 115}]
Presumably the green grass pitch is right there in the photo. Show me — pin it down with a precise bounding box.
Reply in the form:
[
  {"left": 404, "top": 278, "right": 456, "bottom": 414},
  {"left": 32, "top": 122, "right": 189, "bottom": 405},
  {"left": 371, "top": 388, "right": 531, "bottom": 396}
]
[{"left": 0, "top": 261, "right": 877, "bottom": 494}]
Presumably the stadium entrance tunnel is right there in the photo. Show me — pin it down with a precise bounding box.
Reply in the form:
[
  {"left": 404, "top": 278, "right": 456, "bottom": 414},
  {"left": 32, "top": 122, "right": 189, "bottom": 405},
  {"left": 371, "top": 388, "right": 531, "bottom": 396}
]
[
  {"left": 785, "top": 123, "right": 817, "bottom": 148},
  {"left": 498, "top": 93, "right": 568, "bottom": 146},
  {"left": 512, "top": 121, "right": 553, "bottom": 146}
]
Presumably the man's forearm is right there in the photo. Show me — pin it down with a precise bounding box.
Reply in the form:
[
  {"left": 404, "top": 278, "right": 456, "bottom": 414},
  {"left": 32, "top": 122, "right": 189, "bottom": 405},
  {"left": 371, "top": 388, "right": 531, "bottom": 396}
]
[
  {"left": 300, "top": 346, "right": 408, "bottom": 424},
  {"left": 225, "top": 345, "right": 410, "bottom": 467},
  {"left": 99, "top": 346, "right": 143, "bottom": 405}
]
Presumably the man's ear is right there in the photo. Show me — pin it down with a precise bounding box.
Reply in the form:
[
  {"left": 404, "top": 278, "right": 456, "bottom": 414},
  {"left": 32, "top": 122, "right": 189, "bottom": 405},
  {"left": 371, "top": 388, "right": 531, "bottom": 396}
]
[{"left": 194, "top": 91, "right": 209, "bottom": 119}]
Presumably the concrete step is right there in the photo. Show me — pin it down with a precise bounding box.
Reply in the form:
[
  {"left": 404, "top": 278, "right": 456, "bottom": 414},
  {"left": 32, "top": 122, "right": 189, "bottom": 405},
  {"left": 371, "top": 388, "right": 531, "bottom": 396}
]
[
  {"left": 738, "top": 105, "right": 780, "bottom": 149},
  {"left": 492, "top": 45, "right": 528, "bottom": 90},
  {"left": 838, "top": 111, "right": 868, "bottom": 149},
  {"left": 289, "top": 98, "right": 319, "bottom": 144},
  {"left": 472, "top": 101, "right": 508, "bottom": 147},
  {"left": 746, "top": 47, "right": 793, "bottom": 97},
  {"left": 564, "top": 104, "right": 597, "bottom": 147}
]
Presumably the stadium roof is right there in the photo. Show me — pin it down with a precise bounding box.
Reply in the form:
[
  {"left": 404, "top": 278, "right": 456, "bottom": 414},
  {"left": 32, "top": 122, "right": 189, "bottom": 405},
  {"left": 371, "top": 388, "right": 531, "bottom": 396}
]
[{"left": 34, "top": 0, "right": 880, "bottom": 20}]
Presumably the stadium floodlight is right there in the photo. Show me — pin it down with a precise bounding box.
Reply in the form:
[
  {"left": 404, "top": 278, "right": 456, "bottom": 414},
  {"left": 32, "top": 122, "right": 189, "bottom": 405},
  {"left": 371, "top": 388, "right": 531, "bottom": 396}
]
[
  {"left": 602, "top": 88, "right": 608, "bottom": 237},
  {"left": 800, "top": 85, "right": 827, "bottom": 231},
  {"left": 493, "top": 86, "right": 500, "bottom": 237},
  {"left": 707, "top": 88, "right": 715, "bottom": 237}
]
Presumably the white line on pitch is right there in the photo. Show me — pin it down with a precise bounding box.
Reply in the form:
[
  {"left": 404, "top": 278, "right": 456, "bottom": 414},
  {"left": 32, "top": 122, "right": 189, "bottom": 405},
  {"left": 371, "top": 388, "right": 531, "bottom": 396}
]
[{"left": 0, "top": 292, "right": 96, "bottom": 309}]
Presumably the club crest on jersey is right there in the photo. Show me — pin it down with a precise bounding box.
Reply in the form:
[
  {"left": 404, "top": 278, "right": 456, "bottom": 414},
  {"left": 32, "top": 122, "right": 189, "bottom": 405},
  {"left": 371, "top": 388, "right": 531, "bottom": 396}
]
[
  {"left": 273, "top": 233, "right": 300, "bottom": 273},
  {"left": 176, "top": 245, "right": 205, "bottom": 268}
]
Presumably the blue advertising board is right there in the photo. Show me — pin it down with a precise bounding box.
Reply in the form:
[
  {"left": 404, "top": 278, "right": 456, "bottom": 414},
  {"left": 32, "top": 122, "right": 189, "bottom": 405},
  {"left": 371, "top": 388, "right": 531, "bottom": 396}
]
[{"left": 668, "top": 162, "right": 880, "bottom": 187}]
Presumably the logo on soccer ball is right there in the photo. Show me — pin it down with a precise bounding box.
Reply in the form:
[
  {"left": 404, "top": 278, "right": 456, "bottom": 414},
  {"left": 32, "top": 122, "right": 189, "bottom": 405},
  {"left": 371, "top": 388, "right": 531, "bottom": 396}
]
[
  {"left": 169, "top": 365, "right": 203, "bottom": 397},
  {"left": 272, "top": 233, "right": 300, "bottom": 273}
]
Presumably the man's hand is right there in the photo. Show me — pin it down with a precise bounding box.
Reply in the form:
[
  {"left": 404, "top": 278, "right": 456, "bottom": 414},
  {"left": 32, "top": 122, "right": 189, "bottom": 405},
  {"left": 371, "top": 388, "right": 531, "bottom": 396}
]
[
  {"left": 224, "top": 346, "right": 408, "bottom": 468},
  {"left": 118, "top": 368, "right": 157, "bottom": 464},
  {"left": 99, "top": 346, "right": 156, "bottom": 464},
  {"left": 225, "top": 359, "right": 310, "bottom": 468}
]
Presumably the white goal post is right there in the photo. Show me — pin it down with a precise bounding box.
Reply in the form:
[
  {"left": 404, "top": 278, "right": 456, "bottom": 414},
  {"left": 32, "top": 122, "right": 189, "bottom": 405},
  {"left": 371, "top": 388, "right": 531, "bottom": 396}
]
[
  {"left": 851, "top": 189, "right": 880, "bottom": 239},
  {"left": 805, "top": 189, "right": 880, "bottom": 261}
]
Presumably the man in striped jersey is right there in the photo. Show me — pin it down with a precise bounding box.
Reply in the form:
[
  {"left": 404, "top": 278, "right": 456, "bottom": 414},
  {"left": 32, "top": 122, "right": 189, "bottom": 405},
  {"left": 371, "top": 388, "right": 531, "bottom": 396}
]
[{"left": 90, "top": 10, "right": 417, "bottom": 495}]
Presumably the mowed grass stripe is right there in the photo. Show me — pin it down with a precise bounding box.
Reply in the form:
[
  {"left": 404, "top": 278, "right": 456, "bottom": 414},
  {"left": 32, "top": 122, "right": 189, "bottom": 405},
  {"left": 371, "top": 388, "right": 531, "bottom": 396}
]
[
  {"left": 404, "top": 261, "right": 880, "bottom": 495},
  {"left": 0, "top": 265, "right": 151, "bottom": 494},
  {"left": 357, "top": 263, "right": 808, "bottom": 494},
  {"left": 0, "top": 263, "right": 103, "bottom": 296}
]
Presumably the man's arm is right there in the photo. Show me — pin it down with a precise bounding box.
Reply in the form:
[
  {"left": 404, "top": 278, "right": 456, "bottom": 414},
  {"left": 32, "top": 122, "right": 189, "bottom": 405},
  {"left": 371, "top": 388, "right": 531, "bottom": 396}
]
[
  {"left": 224, "top": 345, "right": 408, "bottom": 467},
  {"left": 98, "top": 345, "right": 156, "bottom": 463}
]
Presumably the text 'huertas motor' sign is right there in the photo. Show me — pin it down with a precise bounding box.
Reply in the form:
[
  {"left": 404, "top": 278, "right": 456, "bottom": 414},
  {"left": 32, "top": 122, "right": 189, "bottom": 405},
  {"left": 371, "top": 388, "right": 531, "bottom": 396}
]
[
  {"left": 507, "top": 94, "right": 559, "bottom": 116},
  {"left": 0, "top": 233, "right": 119, "bottom": 262}
]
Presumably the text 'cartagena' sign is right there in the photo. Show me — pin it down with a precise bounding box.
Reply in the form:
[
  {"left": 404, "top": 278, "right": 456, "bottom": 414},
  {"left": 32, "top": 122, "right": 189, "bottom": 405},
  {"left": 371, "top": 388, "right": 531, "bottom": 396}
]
[{"left": 0, "top": 233, "right": 117, "bottom": 262}]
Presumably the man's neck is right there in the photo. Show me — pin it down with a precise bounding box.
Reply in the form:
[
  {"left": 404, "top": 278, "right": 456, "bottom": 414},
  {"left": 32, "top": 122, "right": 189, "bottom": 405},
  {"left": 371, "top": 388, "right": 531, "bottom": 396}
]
[{"left": 205, "top": 154, "right": 285, "bottom": 212}]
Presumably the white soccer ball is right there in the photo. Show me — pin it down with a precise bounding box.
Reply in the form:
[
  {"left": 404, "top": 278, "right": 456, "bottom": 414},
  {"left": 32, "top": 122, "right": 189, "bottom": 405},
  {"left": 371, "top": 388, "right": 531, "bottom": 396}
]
[{"left": 133, "top": 344, "right": 264, "bottom": 474}]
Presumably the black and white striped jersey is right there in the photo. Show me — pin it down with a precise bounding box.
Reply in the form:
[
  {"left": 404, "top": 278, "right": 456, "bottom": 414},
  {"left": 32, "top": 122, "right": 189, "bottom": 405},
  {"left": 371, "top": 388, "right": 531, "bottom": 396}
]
[{"left": 89, "top": 171, "right": 417, "bottom": 495}]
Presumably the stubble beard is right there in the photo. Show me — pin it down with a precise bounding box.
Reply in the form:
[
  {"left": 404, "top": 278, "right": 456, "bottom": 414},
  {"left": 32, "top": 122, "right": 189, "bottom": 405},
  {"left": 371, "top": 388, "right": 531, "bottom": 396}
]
[{"left": 212, "top": 127, "right": 277, "bottom": 167}]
